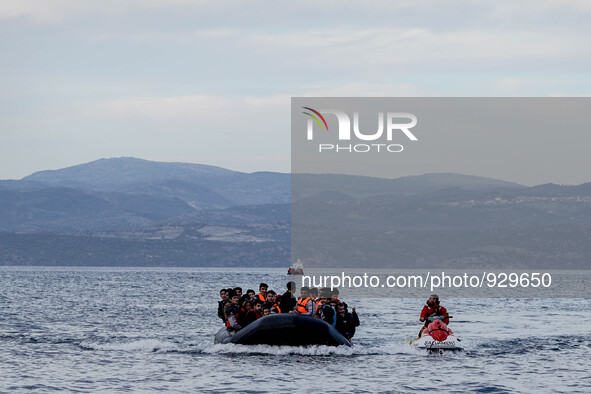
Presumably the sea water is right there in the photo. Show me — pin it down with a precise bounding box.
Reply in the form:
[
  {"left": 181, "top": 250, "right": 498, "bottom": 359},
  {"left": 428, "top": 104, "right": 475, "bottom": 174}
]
[{"left": 1, "top": 267, "right": 590, "bottom": 392}]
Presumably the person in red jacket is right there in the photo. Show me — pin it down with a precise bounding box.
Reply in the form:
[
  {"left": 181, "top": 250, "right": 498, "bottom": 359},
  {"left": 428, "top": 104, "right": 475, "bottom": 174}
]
[{"left": 420, "top": 294, "right": 449, "bottom": 328}]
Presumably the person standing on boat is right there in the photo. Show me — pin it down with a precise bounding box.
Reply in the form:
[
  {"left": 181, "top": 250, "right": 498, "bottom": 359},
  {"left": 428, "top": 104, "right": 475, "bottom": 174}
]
[
  {"left": 279, "top": 281, "right": 297, "bottom": 313},
  {"left": 419, "top": 294, "right": 449, "bottom": 337}
]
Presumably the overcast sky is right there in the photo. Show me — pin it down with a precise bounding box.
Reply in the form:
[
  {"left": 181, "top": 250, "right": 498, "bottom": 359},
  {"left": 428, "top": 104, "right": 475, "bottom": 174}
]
[{"left": 1, "top": 0, "right": 590, "bottom": 183}]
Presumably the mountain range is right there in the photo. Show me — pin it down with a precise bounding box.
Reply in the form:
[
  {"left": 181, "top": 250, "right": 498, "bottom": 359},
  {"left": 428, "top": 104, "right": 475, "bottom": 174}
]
[
  {"left": 0, "top": 157, "right": 289, "bottom": 231},
  {"left": 1, "top": 157, "right": 590, "bottom": 268}
]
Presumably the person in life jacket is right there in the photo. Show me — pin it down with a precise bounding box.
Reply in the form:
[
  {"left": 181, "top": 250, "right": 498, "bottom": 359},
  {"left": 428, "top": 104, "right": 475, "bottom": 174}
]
[
  {"left": 419, "top": 294, "right": 449, "bottom": 337},
  {"left": 262, "top": 301, "right": 279, "bottom": 315},
  {"left": 315, "top": 296, "right": 326, "bottom": 318},
  {"left": 420, "top": 294, "right": 449, "bottom": 326},
  {"left": 265, "top": 290, "right": 281, "bottom": 313},
  {"left": 292, "top": 286, "right": 317, "bottom": 316},
  {"left": 335, "top": 302, "right": 360, "bottom": 340},
  {"left": 244, "top": 299, "right": 263, "bottom": 326},
  {"left": 225, "top": 290, "right": 243, "bottom": 331},
  {"left": 256, "top": 283, "right": 268, "bottom": 302}
]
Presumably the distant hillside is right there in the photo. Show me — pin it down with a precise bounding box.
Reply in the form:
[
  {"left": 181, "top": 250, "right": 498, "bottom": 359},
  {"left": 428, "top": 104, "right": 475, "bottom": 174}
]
[
  {"left": 291, "top": 172, "right": 524, "bottom": 201},
  {"left": 1, "top": 157, "right": 528, "bottom": 232},
  {"left": 23, "top": 157, "right": 236, "bottom": 187},
  {"left": 21, "top": 157, "right": 290, "bottom": 207},
  {"left": 1, "top": 157, "right": 590, "bottom": 268},
  {"left": 0, "top": 157, "right": 290, "bottom": 231},
  {"left": 292, "top": 175, "right": 591, "bottom": 269}
]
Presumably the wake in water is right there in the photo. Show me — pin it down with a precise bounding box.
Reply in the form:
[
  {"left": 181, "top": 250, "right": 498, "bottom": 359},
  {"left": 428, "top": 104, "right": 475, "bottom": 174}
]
[
  {"left": 79, "top": 338, "right": 183, "bottom": 353},
  {"left": 77, "top": 338, "right": 420, "bottom": 356},
  {"left": 74, "top": 331, "right": 591, "bottom": 359}
]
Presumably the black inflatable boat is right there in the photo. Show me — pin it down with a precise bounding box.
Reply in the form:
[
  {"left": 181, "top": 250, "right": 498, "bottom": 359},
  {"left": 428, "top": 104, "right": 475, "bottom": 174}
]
[{"left": 214, "top": 314, "right": 351, "bottom": 347}]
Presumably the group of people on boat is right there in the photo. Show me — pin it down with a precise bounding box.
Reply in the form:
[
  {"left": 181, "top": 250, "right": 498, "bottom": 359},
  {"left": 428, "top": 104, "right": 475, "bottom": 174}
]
[{"left": 217, "top": 281, "right": 360, "bottom": 340}]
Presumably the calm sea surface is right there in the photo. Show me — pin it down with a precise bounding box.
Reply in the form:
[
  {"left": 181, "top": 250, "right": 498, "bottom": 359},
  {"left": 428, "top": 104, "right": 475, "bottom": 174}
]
[{"left": 1, "top": 267, "right": 591, "bottom": 393}]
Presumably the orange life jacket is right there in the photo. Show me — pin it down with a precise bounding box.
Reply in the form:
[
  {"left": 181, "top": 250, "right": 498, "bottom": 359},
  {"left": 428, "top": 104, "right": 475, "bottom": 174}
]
[
  {"left": 257, "top": 293, "right": 266, "bottom": 302},
  {"left": 297, "top": 297, "right": 312, "bottom": 314},
  {"left": 273, "top": 304, "right": 281, "bottom": 314}
]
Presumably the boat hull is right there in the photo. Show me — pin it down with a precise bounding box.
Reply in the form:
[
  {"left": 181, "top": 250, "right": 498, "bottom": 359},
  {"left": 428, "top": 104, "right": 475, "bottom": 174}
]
[
  {"left": 410, "top": 334, "right": 463, "bottom": 351},
  {"left": 215, "top": 314, "right": 351, "bottom": 347}
]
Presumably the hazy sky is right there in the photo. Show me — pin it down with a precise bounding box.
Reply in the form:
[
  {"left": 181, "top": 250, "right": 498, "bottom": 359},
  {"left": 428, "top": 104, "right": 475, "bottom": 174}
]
[{"left": 1, "top": 0, "right": 590, "bottom": 183}]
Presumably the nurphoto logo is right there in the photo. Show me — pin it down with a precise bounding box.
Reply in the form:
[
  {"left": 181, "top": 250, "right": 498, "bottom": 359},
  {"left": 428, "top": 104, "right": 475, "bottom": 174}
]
[{"left": 302, "top": 107, "right": 418, "bottom": 153}]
